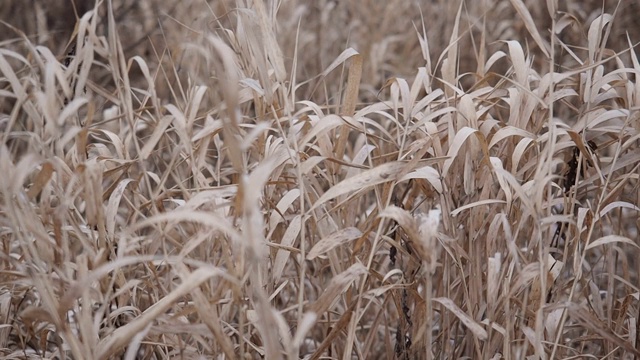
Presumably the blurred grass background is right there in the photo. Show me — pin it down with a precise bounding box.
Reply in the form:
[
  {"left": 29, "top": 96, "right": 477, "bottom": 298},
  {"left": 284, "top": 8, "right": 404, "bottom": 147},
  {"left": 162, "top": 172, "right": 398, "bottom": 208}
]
[{"left": 4, "top": 0, "right": 639, "bottom": 102}]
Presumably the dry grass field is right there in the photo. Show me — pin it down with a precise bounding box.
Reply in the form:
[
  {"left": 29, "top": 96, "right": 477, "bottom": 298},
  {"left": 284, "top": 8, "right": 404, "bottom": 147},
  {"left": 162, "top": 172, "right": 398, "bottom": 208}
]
[{"left": 1, "top": 0, "right": 639, "bottom": 359}]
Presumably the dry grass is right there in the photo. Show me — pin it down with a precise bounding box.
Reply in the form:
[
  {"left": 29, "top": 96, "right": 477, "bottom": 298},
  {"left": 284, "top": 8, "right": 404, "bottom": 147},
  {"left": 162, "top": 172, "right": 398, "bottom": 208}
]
[{"left": 1, "top": 0, "right": 639, "bottom": 359}]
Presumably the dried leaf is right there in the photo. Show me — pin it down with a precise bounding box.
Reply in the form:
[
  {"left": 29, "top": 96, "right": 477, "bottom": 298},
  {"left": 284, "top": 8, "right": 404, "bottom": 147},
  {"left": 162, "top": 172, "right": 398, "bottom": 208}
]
[
  {"left": 106, "top": 178, "right": 136, "bottom": 237},
  {"left": 508, "top": 0, "right": 550, "bottom": 57},
  {"left": 307, "top": 227, "right": 362, "bottom": 260},
  {"left": 273, "top": 215, "right": 302, "bottom": 282},
  {"left": 310, "top": 161, "right": 406, "bottom": 211},
  {"left": 586, "top": 235, "right": 640, "bottom": 251},
  {"left": 309, "top": 263, "right": 367, "bottom": 315},
  {"left": 27, "top": 162, "right": 54, "bottom": 199},
  {"left": 433, "top": 297, "right": 488, "bottom": 340}
]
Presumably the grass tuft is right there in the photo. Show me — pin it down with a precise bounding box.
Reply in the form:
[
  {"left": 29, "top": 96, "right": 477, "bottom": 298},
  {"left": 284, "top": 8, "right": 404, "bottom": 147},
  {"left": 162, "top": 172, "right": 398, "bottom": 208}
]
[{"left": 1, "top": 0, "right": 639, "bottom": 358}]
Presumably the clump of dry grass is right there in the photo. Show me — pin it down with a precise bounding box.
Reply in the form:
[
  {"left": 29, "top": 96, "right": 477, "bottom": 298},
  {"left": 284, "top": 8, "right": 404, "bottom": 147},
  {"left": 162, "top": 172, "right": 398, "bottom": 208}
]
[{"left": 1, "top": 0, "right": 639, "bottom": 359}]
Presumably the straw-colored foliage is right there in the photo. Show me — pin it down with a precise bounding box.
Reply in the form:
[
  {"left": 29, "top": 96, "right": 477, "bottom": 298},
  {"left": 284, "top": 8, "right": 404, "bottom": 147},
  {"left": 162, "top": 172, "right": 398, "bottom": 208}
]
[{"left": 1, "top": 0, "right": 639, "bottom": 358}]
